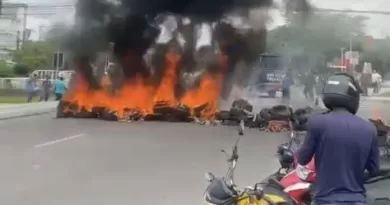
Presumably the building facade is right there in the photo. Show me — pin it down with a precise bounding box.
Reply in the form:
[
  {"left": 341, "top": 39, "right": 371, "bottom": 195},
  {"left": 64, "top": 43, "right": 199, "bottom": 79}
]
[{"left": 0, "top": 3, "right": 27, "bottom": 60}]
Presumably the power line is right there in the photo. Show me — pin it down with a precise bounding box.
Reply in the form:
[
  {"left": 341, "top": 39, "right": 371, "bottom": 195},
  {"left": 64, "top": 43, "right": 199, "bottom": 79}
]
[
  {"left": 0, "top": 12, "right": 73, "bottom": 15},
  {"left": 2, "top": 5, "right": 390, "bottom": 17},
  {"left": 313, "top": 8, "right": 390, "bottom": 15},
  {"left": 2, "top": 4, "right": 74, "bottom": 8},
  {"left": 2, "top": 3, "right": 390, "bottom": 14}
]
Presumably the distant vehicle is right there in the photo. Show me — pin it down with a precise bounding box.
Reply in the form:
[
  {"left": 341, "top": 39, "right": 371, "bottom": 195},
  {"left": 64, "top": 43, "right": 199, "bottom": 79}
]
[{"left": 248, "top": 54, "right": 284, "bottom": 98}]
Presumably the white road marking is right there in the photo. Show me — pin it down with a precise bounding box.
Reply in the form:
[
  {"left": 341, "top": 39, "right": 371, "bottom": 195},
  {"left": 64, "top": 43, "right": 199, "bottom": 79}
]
[{"left": 34, "top": 134, "right": 85, "bottom": 148}]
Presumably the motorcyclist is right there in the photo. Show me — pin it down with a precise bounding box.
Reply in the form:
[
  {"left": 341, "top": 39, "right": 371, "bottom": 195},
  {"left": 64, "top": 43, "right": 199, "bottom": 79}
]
[{"left": 297, "top": 73, "right": 380, "bottom": 205}]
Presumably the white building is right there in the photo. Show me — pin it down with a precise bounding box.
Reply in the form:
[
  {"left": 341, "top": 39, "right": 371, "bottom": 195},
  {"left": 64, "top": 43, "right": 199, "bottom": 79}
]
[{"left": 0, "top": 3, "right": 28, "bottom": 59}]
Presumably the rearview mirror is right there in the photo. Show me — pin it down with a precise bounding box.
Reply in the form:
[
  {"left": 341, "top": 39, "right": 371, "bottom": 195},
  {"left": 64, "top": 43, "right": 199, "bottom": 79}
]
[
  {"left": 253, "top": 183, "right": 264, "bottom": 200},
  {"left": 205, "top": 172, "right": 215, "bottom": 182}
]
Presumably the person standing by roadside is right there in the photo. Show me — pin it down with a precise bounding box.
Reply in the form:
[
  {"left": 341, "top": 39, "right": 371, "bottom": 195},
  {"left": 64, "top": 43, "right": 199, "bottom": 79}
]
[
  {"left": 54, "top": 76, "right": 67, "bottom": 101},
  {"left": 303, "top": 71, "right": 316, "bottom": 101},
  {"left": 314, "top": 75, "right": 325, "bottom": 107},
  {"left": 371, "top": 70, "right": 382, "bottom": 93},
  {"left": 281, "top": 69, "right": 294, "bottom": 105},
  {"left": 25, "top": 74, "right": 38, "bottom": 102},
  {"left": 40, "top": 75, "right": 52, "bottom": 101}
]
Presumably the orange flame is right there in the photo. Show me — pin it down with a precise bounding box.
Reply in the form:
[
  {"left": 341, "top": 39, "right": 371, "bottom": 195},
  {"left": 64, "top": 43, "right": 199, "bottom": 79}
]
[
  {"left": 153, "top": 52, "right": 180, "bottom": 106},
  {"left": 62, "top": 52, "right": 227, "bottom": 121}
]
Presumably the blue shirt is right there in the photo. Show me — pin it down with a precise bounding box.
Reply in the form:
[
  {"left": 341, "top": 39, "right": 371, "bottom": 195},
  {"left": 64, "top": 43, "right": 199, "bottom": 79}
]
[
  {"left": 298, "top": 110, "right": 379, "bottom": 203},
  {"left": 54, "top": 80, "right": 66, "bottom": 94},
  {"left": 25, "top": 78, "right": 35, "bottom": 92}
]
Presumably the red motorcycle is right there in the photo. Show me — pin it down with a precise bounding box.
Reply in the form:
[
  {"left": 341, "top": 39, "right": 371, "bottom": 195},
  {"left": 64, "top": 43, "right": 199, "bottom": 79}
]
[
  {"left": 275, "top": 131, "right": 390, "bottom": 205},
  {"left": 274, "top": 131, "right": 315, "bottom": 205}
]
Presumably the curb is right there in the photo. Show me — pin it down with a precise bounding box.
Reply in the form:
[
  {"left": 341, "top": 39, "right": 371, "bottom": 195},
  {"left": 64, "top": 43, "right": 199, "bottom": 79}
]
[{"left": 0, "top": 103, "right": 58, "bottom": 120}]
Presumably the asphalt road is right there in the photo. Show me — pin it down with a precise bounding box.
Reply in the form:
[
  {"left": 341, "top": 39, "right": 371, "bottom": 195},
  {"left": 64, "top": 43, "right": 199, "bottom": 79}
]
[
  {"left": 1, "top": 93, "right": 390, "bottom": 205},
  {"left": 0, "top": 113, "right": 289, "bottom": 205}
]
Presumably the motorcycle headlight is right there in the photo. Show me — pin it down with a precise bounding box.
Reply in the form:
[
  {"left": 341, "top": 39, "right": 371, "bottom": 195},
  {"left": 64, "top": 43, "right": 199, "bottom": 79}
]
[{"left": 296, "top": 164, "right": 311, "bottom": 180}]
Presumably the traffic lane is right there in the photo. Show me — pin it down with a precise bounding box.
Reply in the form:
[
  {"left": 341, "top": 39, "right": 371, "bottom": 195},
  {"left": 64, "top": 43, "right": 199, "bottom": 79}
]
[
  {"left": 0, "top": 114, "right": 97, "bottom": 148},
  {"left": 0, "top": 114, "right": 98, "bottom": 204},
  {"left": 2, "top": 121, "right": 288, "bottom": 205}
]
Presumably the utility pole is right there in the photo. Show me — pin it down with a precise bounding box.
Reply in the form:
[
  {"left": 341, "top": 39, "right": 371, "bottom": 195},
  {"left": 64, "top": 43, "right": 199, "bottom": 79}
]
[
  {"left": 38, "top": 25, "right": 43, "bottom": 41},
  {"left": 53, "top": 50, "right": 64, "bottom": 71},
  {"left": 22, "top": 5, "right": 27, "bottom": 43},
  {"left": 340, "top": 47, "right": 345, "bottom": 72},
  {"left": 16, "top": 30, "right": 20, "bottom": 50},
  {"left": 349, "top": 34, "right": 353, "bottom": 57},
  {"left": 349, "top": 34, "right": 353, "bottom": 73}
]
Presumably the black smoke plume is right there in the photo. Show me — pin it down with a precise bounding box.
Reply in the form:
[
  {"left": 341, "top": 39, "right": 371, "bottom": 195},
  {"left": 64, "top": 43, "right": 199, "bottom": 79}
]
[{"left": 68, "top": 0, "right": 310, "bottom": 96}]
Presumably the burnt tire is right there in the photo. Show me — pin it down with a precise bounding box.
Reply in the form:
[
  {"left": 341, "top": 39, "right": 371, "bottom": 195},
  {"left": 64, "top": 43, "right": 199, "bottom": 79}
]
[
  {"left": 231, "top": 98, "right": 253, "bottom": 112},
  {"left": 259, "top": 108, "right": 272, "bottom": 121},
  {"left": 56, "top": 101, "right": 73, "bottom": 118},
  {"left": 269, "top": 105, "right": 292, "bottom": 121},
  {"left": 100, "top": 111, "right": 118, "bottom": 121},
  {"left": 216, "top": 110, "right": 231, "bottom": 121}
]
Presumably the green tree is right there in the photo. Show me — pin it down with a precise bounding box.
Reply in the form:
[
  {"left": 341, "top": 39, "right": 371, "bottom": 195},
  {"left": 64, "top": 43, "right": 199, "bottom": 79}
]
[
  {"left": 10, "top": 40, "right": 54, "bottom": 72},
  {"left": 359, "top": 37, "right": 390, "bottom": 74},
  {"left": 12, "top": 64, "right": 29, "bottom": 76},
  {"left": 267, "top": 13, "right": 367, "bottom": 71},
  {"left": 0, "top": 60, "right": 15, "bottom": 77}
]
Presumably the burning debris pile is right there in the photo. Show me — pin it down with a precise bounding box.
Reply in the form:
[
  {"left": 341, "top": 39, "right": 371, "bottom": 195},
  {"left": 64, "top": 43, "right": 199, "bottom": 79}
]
[{"left": 57, "top": 0, "right": 310, "bottom": 122}]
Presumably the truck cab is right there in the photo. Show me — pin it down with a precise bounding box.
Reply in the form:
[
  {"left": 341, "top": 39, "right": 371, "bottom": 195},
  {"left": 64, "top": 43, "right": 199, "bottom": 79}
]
[{"left": 249, "top": 54, "right": 284, "bottom": 98}]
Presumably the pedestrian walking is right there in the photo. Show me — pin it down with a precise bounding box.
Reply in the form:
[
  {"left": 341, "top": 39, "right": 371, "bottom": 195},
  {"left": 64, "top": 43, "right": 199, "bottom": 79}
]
[
  {"left": 281, "top": 69, "right": 293, "bottom": 105},
  {"left": 314, "top": 75, "right": 325, "bottom": 107},
  {"left": 40, "top": 75, "right": 52, "bottom": 101},
  {"left": 25, "top": 74, "right": 38, "bottom": 102},
  {"left": 54, "top": 76, "right": 67, "bottom": 101},
  {"left": 371, "top": 70, "right": 382, "bottom": 93},
  {"left": 303, "top": 71, "right": 316, "bottom": 101}
]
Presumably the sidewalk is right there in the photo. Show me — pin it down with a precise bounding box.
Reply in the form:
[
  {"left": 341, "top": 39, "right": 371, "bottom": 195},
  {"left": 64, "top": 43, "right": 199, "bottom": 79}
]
[{"left": 0, "top": 101, "right": 58, "bottom": 120}]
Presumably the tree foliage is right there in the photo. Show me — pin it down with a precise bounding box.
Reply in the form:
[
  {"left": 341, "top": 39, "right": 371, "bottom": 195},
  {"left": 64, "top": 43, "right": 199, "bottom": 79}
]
[
  {"left": 10, "top": 40, "right": 54, "bottom": 72},
  {"left": 265, "top": 13, "right": 390, "bottom": 73},
  {"left": 0, "top": 60, "right": 15, "bottom": 77},
  {"left": 12, "top": 64, "right": 29, "bottom": 76}
]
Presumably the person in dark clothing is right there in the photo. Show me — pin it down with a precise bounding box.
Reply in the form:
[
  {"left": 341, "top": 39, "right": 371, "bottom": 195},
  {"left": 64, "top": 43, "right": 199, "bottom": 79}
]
[
  {"left": 303, "top": 71, "right": 316, "bottom": 101},
  {"left": 282, "top": 70, "right": 293, "bottom": 105},
  {"left": 40, "top": 75, "right": 52, "bottom": 101},
  {"left": 298, "top": 73, "right": 380, "bottom": 205}
]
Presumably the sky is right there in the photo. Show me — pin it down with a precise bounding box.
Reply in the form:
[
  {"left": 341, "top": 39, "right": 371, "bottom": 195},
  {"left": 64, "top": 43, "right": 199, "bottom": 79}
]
[{"left": 3, "top": 0, "right": 390, "bottom": 40}]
